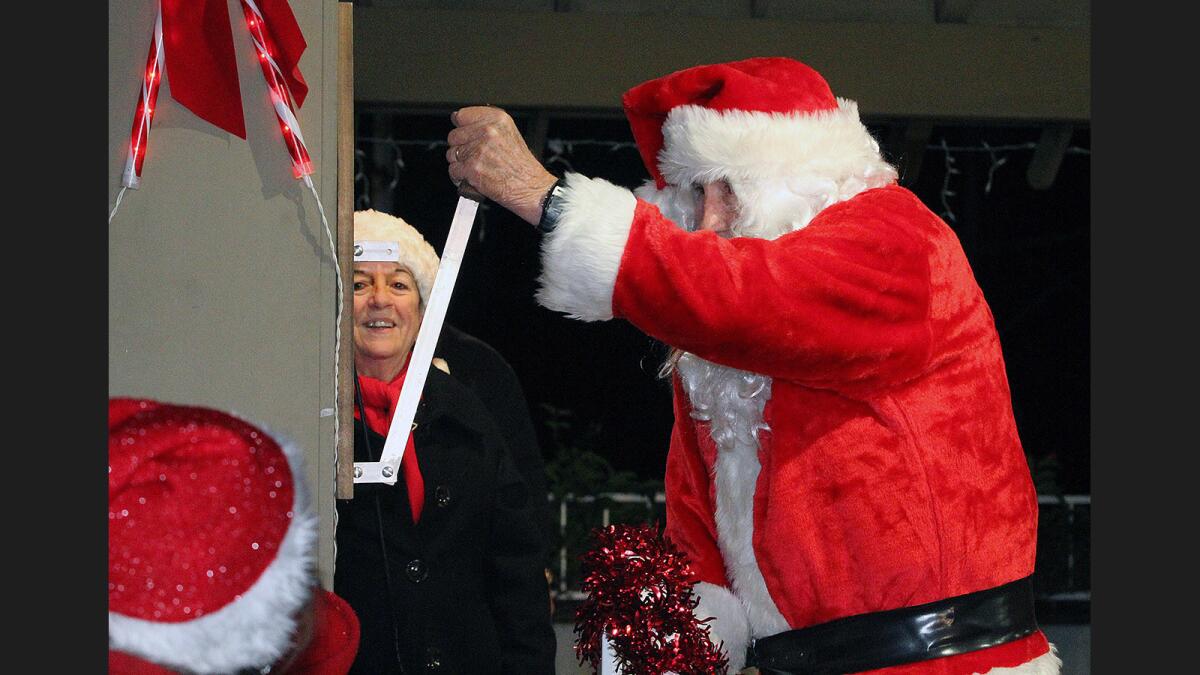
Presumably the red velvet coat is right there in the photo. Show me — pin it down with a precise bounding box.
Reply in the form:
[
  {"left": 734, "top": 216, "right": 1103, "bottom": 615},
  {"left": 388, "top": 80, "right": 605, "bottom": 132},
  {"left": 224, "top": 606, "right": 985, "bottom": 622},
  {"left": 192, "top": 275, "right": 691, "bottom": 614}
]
[{"left": 535, "top": 175, "right": 1056, "bottom": 674}]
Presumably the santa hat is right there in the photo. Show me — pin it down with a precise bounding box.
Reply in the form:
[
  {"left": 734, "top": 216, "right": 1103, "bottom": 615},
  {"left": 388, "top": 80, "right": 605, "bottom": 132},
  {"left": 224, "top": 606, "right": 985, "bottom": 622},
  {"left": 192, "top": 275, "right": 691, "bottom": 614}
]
[
  {"left": 108, "top": 398, "right": 359, "bottom": 675},
  {"left": 353, "top": 209, "right": 440, "bottom": 307},
  {"left": 623, "top": 56, "right": 892, "bottom": 191}
]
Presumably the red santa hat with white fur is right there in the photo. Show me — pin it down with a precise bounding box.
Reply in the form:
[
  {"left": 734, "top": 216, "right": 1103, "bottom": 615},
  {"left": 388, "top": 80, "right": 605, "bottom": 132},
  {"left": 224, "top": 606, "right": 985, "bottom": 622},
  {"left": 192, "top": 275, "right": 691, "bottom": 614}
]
[
  {"left": 622, "top": 56, "right": 898, "bottom": 240},
  {"left": 108, "top": 398, "right": 359, "bottom": 675}
]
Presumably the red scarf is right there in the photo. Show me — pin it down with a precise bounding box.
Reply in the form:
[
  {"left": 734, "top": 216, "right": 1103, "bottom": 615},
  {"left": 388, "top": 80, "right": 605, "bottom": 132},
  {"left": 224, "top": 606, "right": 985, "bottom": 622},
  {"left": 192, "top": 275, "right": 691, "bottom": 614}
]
[{"left": 354, "top": 357, "right": 424, "bottom": 523}]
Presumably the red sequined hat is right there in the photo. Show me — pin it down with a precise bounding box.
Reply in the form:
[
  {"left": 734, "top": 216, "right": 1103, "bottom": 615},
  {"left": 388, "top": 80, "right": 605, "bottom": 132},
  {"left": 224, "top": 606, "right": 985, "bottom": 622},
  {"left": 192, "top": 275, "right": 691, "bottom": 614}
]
[{"left": 108, "top": 398, "right": 359, "bottom": 674}]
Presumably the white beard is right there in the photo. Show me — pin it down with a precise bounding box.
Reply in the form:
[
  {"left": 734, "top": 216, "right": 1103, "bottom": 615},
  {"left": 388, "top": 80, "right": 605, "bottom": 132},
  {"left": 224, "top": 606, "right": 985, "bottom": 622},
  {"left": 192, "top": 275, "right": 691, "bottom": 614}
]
[
  {"left": 672, "top": 352, "right": 790, "bottom": 638},
  {"left": 674, "top": 353, "right": 771, "bottom": 447},
  {"left": 634, "top": 171, "right": 885, "bottom": 241}
]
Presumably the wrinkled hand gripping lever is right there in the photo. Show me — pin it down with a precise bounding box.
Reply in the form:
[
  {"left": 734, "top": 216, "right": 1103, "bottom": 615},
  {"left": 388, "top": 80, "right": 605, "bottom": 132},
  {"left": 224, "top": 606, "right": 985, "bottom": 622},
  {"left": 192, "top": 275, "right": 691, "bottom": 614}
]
[
  {"left": 353, "top": 192, "right": 481, "bottom": 484},
  {"left": 456, "top": 177, "right": 487, "bottom": 202}
]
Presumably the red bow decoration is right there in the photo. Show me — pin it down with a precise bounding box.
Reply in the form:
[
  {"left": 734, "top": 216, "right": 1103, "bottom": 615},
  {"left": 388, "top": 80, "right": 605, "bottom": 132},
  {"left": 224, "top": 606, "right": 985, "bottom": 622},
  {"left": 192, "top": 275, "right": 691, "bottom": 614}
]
[{"left": 121, "top": 0, "right": 311, "bottom": 189}]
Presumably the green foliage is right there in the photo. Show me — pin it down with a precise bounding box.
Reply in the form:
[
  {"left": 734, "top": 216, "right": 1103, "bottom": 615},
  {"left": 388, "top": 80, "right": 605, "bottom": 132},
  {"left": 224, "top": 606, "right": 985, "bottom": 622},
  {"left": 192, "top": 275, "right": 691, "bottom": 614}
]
[{"left": 540, "top": 404, "right": 666, "bottom": 593}]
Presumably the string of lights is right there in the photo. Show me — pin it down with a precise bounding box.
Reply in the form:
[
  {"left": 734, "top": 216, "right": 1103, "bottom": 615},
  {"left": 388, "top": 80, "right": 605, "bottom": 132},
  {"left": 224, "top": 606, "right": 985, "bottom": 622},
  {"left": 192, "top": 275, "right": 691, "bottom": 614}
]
[
  {"left": 111, "top": 1, "right": 164, "bottom": 226},
  {"left": 353, "top": 135, "right": 1089, "bottom": 222},
  {"left": 242, "top": 0, "right": 343, "bottom": 548},
  {"left": 241, "top": 0, "right": 313, "bottom": 179},
  {"left": 939, "top": 137, "right": 962, "bottom": 223}
]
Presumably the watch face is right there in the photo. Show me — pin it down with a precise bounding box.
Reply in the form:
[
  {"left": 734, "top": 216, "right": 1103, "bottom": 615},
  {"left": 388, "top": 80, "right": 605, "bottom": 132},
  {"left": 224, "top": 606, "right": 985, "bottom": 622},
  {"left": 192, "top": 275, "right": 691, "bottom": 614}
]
[{"left": 548, "top": 186, "right": 566, "bottom": 213}]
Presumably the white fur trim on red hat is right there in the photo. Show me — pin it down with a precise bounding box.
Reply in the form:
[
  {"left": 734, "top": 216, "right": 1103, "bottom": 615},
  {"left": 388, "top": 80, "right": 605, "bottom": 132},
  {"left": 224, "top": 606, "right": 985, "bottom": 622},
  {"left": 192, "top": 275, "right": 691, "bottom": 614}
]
[
  {"left": 637, "top": 101, "right": 897, "bottom": 240},
  {"left": 658, "top": 99, "right": 895, "bottom": 189},
  {"left": 534, "top": 173, "right": 636, "bottom": 321},
  {"left": 108, "top": 424, "right": 318, "bottom": 674}
]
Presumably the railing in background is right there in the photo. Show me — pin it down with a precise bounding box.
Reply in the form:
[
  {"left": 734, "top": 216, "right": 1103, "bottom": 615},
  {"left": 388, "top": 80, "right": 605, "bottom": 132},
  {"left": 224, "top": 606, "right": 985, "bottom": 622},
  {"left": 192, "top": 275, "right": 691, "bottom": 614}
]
[
  {"left": 550, "top": 491, "right": 666, "bottom": 602},
  {"left": 1034, "top": 494, "right": 1091, "bottom": 624},
  {"left": 548, "top": 493, "right": 1091, "bottom": 609}
]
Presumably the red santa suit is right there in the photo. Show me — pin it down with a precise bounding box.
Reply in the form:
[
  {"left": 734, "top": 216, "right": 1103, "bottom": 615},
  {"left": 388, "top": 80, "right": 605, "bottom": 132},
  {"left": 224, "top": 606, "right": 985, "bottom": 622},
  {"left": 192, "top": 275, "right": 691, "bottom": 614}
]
[{"left": 534, "top": 58, "right": 1060, "bottom": 674}]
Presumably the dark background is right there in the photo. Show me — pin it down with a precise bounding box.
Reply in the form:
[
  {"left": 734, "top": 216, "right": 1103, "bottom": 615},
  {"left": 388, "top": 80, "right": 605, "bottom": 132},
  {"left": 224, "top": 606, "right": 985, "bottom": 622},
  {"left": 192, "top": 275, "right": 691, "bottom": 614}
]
[
  {"left": 63, "top": 1, "right": 1182, "bottom": 670},
  {"left": 353, "top": 108, "right": 1090, "bottom": 496}
]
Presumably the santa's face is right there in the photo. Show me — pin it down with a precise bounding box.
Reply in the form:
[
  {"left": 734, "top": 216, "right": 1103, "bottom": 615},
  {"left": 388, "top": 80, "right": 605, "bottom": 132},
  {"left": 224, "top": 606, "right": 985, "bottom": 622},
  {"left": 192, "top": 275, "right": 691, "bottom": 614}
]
[
  {"left": 695, "top": 179, "right": 740, "bottom": 238},
  {"left": 640, "top": 174, "right": 835, "bottom": 241}
]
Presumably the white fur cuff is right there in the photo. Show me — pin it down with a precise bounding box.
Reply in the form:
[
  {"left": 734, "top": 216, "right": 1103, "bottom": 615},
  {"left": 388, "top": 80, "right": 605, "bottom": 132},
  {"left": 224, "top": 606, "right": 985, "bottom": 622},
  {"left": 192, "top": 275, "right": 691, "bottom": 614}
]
[
  {"left": 534, "top": 173, "right": 636, "bottom": 321},
  {"left": 693, "top": 581, "right": 751, "bottom": 672}
]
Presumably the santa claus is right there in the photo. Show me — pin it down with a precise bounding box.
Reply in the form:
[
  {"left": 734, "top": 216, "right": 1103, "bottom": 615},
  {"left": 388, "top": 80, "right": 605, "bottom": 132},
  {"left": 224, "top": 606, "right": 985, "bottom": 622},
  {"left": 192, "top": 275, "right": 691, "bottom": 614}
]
[{"left": 447, "top": 56, "right": 1060, "bottom": 674}]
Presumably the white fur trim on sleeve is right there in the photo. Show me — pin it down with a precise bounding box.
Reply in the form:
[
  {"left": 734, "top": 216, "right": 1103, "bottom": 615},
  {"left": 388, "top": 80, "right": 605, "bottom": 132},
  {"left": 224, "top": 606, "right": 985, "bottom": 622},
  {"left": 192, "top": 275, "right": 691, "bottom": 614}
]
[
  {"left": 108, "top": 432, "right": 318, "bottom": 674},
  {"left": 534, "top": 173, "right": 637, "bottom": 321},
  {"left": 692, "top": 581, "right": 751, "bottom": 672}
]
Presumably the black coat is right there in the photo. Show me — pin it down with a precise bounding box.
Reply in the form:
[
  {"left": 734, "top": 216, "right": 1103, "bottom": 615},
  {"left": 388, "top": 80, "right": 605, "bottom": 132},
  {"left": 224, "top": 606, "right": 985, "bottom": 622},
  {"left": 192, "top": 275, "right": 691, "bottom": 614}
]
[
  {"left": 434, "top": 324, "right": 552, "bottom": 560},
  {"left": 334, "top": 367, "right": 556, "bottom": 674}
]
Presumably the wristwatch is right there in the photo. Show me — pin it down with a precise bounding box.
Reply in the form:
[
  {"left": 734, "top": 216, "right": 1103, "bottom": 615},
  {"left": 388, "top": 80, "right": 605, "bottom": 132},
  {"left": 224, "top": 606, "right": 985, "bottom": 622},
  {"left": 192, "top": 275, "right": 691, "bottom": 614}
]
[{"left": 537, "top": 176, "right": 568, "bottom": 234}]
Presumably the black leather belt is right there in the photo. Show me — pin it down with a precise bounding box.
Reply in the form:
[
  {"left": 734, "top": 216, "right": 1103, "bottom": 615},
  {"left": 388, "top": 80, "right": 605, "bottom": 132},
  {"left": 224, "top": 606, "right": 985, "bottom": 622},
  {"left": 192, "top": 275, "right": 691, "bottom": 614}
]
[{"left": 745, "top": 576, "right": 1039, "bottom": 674}]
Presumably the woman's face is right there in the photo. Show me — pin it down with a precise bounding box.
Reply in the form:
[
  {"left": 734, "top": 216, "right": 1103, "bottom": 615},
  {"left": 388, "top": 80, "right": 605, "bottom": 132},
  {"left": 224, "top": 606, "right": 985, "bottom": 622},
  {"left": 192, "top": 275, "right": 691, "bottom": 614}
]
[{"left": 352, "top": 262, "right": 422, "bottom": 379}]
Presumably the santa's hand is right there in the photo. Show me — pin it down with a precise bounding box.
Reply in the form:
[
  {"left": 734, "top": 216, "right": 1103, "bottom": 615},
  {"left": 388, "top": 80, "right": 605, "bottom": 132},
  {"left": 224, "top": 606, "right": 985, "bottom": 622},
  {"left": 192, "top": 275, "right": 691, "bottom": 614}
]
[{"left": 447, "top": 106, "right": 559, "bottom": 226}]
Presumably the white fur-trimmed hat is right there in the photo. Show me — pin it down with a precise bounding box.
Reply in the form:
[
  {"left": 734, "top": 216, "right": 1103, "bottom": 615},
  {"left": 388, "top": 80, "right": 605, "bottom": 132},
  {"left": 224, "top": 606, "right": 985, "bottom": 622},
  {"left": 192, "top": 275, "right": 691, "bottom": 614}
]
[
  {"left": 621, "top": 57, "right": 897, "bottom": 240},
  {"left": 353, "top": 209, "right": 440, "bottom": 307},
  {"left": 622, "top": 56, "right": 892, "bottom": 191}
]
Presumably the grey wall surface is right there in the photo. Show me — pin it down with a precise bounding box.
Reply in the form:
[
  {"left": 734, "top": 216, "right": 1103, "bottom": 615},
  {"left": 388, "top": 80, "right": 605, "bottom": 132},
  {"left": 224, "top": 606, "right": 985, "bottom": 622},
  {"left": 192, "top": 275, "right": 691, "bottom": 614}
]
[
  {"left": 109, "top": 0, "right": 342, "bottom": 587},
  {"left": 354, "top": 7, "right": 1089, "bottom": 122}
]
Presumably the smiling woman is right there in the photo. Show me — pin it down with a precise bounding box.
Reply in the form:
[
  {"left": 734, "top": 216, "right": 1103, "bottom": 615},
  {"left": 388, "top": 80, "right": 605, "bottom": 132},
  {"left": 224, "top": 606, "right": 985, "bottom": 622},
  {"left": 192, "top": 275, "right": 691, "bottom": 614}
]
[
  {"left": 335, "top": 210, "right": 556, "bottom": 674},
  {"left": 352, "top": 262, "right": 422, "bottom": 380},
  {"left": 351, "top": 209, "right": 439, "bottom": 383}
]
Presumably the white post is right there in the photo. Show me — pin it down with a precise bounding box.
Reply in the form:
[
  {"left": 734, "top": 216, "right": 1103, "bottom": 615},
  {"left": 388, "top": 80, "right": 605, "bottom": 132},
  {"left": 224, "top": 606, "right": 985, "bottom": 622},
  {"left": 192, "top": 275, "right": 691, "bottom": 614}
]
[{"left": 601, "top": 633, "right": 620, "bottom": 675}]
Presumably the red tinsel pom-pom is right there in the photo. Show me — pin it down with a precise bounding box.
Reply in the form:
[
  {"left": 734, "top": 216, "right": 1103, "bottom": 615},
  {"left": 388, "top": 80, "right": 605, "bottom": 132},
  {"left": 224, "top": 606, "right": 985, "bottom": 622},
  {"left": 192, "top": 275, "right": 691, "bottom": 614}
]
[{"left": 574, "top": 523, "right": 728, "bottom": 674}]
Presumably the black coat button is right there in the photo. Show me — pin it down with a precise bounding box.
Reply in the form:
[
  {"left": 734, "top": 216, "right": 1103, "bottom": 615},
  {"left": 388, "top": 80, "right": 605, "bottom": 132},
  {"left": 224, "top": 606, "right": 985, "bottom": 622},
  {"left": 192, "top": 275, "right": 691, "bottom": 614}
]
[
  {"left": 405, "top": 558, "right": 428, "bottom": 583},
  {"left": 435, "top": 485, "right": 451, "bottom": 507}
]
